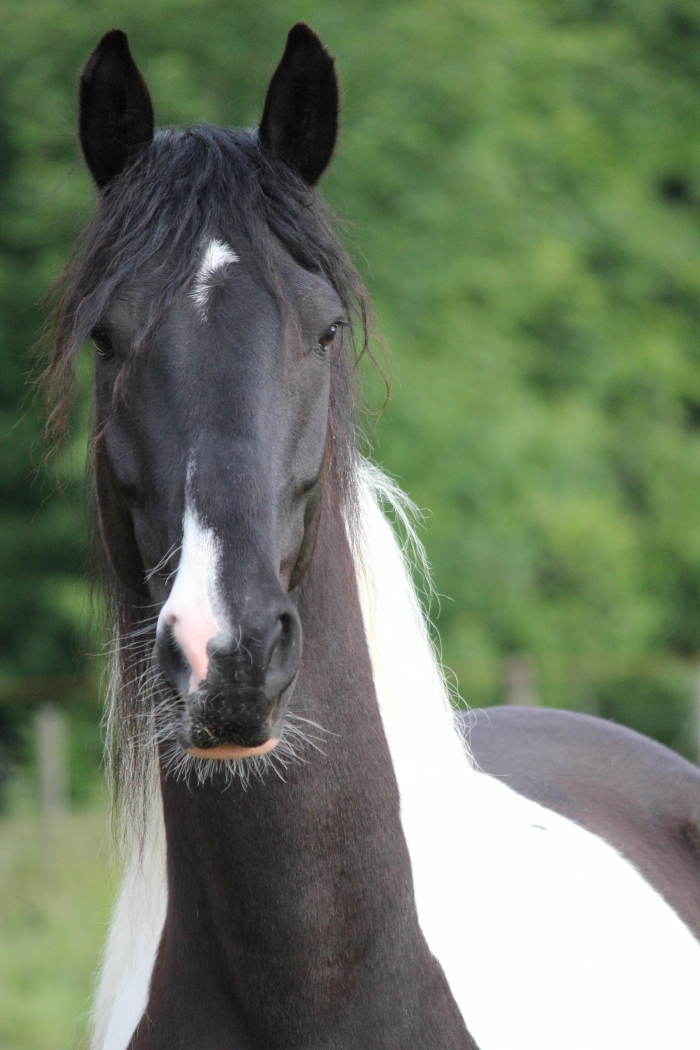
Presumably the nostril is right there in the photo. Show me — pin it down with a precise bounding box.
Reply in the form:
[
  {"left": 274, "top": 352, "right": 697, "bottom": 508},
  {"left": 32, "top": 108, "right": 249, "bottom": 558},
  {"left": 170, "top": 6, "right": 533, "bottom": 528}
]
[
  {"left": 265, "top": 608, "right": 301, "bottom": 685},
  {"left": 277, "top": 612, "right": 294, "bottom": 652},
  {"left": 157, "top": 620, "right": 190, "bottom": 693},
  {"left": 166, "top": 623, "right": 183, "bottom": 664}
]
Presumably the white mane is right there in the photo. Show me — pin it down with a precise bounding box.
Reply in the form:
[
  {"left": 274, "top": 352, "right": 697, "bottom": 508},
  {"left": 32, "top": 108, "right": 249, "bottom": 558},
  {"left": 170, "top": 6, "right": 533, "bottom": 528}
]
[{"left": 91, "top": 462, "right": 700, "bottom": 1050}]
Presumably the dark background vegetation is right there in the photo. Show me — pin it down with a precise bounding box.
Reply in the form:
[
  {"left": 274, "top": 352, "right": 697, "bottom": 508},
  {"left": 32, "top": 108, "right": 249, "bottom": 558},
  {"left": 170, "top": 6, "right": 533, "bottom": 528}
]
[{"left": 2, "top": 0, "right": 700, "bottom": 792}]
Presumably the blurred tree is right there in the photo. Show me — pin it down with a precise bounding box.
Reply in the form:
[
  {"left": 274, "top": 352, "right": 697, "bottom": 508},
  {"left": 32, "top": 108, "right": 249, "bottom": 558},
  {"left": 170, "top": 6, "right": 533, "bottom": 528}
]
[{"left": 0, "top": 0, "right": 699, "bottom": 759}]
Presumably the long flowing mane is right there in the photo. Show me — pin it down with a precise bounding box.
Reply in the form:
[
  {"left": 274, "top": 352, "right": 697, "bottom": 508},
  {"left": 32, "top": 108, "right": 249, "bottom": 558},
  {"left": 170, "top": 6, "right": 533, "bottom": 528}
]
[{"left": 39, "top": 124, "right": 382, "bottom": 838}]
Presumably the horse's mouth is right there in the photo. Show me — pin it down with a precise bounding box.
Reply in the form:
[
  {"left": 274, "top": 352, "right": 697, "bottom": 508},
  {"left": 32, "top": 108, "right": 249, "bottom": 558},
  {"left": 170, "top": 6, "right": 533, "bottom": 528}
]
[
  {"left": 173, "top": 681, "right": 288, "bottom": 758},
  {"left": 187, "top": 738, "right": 280, "bottom": 760}
]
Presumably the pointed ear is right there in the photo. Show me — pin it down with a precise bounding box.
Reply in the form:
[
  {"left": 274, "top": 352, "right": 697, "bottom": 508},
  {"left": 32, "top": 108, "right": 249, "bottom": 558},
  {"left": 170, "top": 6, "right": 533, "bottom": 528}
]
[
  {"left": 79, "top": 29, "right": 154, "bottom": 189},
  {"left": 259, "top": 23, "right": 338, "bottom": 186}
]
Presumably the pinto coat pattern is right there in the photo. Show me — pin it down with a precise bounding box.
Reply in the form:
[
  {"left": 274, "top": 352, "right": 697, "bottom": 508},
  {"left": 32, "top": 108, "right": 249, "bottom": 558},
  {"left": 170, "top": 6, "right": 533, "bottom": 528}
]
[{"left": 41, "top": 24, "right": 700, "bottom": 1050}]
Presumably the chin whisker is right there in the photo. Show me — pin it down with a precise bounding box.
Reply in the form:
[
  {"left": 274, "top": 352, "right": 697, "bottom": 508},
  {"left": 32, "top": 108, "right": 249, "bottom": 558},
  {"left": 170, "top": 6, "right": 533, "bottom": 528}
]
[{"left": 149, "top": 696, "right": 333, "bottom": 790}]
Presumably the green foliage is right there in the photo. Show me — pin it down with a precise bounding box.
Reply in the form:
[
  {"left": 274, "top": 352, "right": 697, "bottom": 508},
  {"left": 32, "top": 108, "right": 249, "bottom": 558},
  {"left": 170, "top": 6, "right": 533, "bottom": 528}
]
[
  {"left": 337, "top": 2, "right": 700, "bottom": 746},
  {"left": 0, "top": 0, "right": 699, "bottom": 751}
]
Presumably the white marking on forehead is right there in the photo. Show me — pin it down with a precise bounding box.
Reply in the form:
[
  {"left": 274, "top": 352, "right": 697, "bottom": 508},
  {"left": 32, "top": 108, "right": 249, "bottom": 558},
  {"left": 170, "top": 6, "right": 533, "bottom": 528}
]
[{"left": 191, "top": 238, "right": 239, "bottom": 315}]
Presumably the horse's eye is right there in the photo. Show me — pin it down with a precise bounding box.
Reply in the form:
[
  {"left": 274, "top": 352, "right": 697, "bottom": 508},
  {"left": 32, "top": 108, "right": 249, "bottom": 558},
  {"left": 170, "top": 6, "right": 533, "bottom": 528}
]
[
  {"left": 314, "top": 324, "right": 339, "bottom": 357},
  {"left": 320, "top": 323, "right": 338, "bottom": 348},
  {"left": 91, "top": 328, "right": 115, "bottom": 360}
]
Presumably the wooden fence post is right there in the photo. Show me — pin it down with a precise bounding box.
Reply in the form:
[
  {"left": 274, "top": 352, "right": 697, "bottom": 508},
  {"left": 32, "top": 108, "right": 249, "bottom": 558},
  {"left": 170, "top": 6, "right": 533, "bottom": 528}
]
[
  {"left": 35, "top": 704, "right": 68, "bottom": 817},
  {"left": 505, "top": 655, "right": 539, "bottom": 707}
]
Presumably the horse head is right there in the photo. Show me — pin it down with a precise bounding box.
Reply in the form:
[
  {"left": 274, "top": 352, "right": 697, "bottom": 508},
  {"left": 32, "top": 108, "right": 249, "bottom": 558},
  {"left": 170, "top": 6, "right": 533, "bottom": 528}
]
[{"left": 78, "top": 26, "right": 355, "bottom": 761}]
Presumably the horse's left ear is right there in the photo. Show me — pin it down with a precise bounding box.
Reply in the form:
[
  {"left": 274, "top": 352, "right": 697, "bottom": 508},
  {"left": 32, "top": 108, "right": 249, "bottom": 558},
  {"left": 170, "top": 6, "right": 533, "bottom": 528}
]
[
  {"left": 259, "top": 23, "right": 338, "bottom": 186},
  {"left": 79, "top": 29, "right": 154, "bottom": 189}
]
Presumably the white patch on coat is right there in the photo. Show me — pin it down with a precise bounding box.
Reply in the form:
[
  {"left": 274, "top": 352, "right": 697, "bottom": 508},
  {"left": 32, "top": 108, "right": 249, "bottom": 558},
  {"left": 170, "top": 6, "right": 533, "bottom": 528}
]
[
  {"left": 191, "top": 238, "right": 239, "bottom": 315},
  {"left": 354, "top": 464, "right": 700, "bottom": 1050},
  {"left": 158, "top": 503, "right": 224, "bottom": 690},
  {"left": 91, "top": 462, "right": 700, "bottom": 1050}
]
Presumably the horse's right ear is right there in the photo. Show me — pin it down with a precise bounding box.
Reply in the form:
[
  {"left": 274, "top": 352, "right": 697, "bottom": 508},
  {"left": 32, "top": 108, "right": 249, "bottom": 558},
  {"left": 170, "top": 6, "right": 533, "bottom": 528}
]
[
  {"left": 79, "top": 29, "right": 154, "bottom": 190},
  {"left": 259, "top": 23, "right": 338, "bottom": 186}
]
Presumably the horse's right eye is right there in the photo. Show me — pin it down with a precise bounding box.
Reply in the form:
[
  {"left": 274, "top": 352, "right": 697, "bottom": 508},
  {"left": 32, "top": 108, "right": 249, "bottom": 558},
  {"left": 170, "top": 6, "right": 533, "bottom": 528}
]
[{"left": 91, "top": 328, "right": 115, "bottom": 360}]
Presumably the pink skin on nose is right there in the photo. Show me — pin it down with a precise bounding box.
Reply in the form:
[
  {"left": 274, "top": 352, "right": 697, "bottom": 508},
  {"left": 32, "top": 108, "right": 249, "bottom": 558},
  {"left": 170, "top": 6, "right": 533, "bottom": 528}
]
[
  {"left": 160, "top": 506, "right": 222, "bottom": 693},
  {"left": 165, "top": 608, "right": 218, "bottom": 692}
]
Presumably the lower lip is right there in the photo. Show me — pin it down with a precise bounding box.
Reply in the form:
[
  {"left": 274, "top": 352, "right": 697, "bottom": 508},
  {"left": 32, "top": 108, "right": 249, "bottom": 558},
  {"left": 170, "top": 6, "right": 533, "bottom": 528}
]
[{"left": 187, "top": 738, "right": 279, "bottom": 760}]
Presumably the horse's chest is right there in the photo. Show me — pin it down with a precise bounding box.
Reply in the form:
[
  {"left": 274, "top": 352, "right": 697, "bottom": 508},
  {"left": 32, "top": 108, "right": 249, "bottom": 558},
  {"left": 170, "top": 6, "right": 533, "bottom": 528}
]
[{"left": 403, "top": 769, "right": 700, "bottom": 1050}]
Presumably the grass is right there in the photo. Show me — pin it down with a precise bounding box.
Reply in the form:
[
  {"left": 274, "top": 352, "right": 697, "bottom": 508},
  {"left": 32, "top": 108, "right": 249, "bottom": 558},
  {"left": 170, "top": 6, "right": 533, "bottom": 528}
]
[{"left": 0, "top": 796, "right": 113, "bottom": 1050}]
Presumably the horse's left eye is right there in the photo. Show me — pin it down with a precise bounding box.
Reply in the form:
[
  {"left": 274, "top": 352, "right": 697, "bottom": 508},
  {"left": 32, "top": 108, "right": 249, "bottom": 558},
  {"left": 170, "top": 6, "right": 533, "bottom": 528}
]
[
  {"left": 313, "top": 324, "right": 340, "bottom": 357},
  {"left": 91, "top": 328, "right": 115, "bottom": 360},
  {"left": 320, "top": 324, "right": 338, "bottom": 348}
]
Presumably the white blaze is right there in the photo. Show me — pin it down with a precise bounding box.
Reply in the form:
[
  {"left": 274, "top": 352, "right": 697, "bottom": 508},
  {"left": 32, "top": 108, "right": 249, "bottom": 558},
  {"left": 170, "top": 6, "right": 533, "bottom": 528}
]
[
  {"left": 191, "top": 238, "right": 239, "bottom": 315},
  {"left": 159, "top": 504, "right": 223, "bottom": 690}
]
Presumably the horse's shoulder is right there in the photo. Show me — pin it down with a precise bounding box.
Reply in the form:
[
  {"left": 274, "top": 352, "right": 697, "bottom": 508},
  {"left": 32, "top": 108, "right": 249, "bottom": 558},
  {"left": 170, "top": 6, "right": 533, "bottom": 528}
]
[{"left": 462, "top": 705, "right": 700, "bottom": 941}]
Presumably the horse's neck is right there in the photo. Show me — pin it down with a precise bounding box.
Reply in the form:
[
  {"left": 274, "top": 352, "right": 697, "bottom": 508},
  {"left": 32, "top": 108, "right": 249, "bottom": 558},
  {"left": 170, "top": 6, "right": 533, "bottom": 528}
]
[
  {"left": 159, "top": 492, "right": 408, "bottom": 950},
  {"left": 142, "top": 488, "right": 473, "bottom": 1049}
]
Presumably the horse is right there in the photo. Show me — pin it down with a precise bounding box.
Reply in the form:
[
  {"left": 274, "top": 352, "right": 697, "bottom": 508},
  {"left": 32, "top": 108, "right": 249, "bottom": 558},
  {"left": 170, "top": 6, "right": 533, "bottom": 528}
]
[{"left": 41, "top": 24, "right": 700, "bottom": 1050}]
